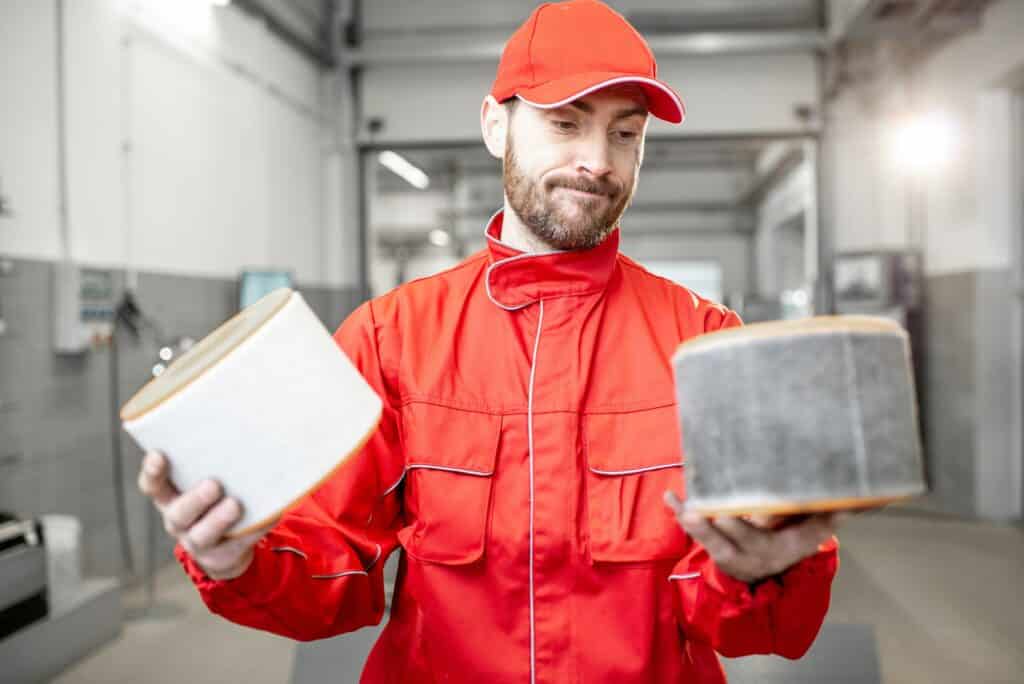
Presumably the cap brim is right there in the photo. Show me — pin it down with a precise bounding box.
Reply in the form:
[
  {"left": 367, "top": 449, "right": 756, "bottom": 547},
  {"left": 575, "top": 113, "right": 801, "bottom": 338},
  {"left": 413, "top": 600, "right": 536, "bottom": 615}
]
[{"left": 515, "top": 72, "right": 685, "bottom": 125}]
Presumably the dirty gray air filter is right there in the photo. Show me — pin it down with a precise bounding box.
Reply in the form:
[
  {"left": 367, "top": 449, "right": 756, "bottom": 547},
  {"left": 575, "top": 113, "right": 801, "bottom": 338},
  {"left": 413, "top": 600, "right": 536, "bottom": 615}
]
[{"left": 673, "top": 316, "right": 927, "bottom": 516}]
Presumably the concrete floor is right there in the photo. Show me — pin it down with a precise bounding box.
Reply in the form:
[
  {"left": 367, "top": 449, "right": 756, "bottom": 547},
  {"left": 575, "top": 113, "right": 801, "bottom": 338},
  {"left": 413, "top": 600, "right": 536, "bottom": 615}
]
[{"left": 51, "top": 510, "right": 1024, "bottom": 684}]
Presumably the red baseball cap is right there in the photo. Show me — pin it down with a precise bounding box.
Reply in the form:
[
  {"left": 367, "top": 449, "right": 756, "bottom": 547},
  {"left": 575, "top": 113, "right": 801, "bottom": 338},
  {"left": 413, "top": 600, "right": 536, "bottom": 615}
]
[{"left": 490, "top": 0, "right": 685, "bottom": 125}]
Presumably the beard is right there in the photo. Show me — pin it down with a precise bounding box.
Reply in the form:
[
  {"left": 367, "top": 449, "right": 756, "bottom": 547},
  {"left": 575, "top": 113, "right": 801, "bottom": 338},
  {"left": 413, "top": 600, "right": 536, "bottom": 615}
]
[{"left": 503, "top": 132, "right": 635, "bottom": 251}]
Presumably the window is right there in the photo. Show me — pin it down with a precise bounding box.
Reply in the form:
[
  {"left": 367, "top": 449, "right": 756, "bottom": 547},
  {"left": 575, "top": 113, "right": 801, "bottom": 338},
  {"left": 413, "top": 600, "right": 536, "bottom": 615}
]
[{"left": 640, "top": 259, "right": 724, "bottom": 304}]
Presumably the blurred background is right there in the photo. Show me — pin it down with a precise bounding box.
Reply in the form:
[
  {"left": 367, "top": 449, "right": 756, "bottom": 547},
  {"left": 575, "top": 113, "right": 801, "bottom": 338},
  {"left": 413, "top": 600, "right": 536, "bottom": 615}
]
[{"left": 0, "top": 0, "right": 1021, "bottom": 682}]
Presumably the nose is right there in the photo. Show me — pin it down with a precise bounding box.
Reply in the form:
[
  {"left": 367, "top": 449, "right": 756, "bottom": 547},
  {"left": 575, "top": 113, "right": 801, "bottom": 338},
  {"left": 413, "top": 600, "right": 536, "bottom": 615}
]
[{"left": 573, "top": 132, "right": 613, "bottom": 179}]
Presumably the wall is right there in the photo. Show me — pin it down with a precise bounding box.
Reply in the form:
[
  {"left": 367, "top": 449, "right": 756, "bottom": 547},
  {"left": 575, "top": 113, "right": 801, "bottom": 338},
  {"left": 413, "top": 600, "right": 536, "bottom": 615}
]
[
  {"left": 755, "top": 152, "right": 817, "bottom": 297},
  {"left": 824, "top": 0, "right": 1024, "bottom": 519},
  {"left": 0, "top": 0, "right": 361, "bottom": 580},
  {"left": 0, "top": 255, "right": 361, "bottom": 578},
  {"left": 358, "top": 0, "right": 820, "bottom": 143},
  {"left": 367, "top": 155, "right": 755, "bottom": 299},
  {"left": 0, "top": 0, "right": 347, "bottom": 289},
  {"left": 360, "top": 52, "right": 820, "bottom": 144}
]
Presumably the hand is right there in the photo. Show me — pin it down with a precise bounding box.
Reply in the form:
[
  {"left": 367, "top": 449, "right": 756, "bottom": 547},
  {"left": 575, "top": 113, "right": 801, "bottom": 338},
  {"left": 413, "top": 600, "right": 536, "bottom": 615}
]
[
  {"left": 663, "top": 491, "right": 840, "bottom": 585},
  {"left": 137, "top": 450, "right": 273, "bottom": 580}
]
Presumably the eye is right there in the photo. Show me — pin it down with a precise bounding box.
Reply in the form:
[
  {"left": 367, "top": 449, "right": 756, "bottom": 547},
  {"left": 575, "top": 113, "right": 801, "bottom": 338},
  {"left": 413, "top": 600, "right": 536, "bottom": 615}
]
[
  {"left": 613, "top": 130, "right": 639, "bottom": 143},
  {"left": 552, "top": 120, "right": 578, "bottom": 132}
]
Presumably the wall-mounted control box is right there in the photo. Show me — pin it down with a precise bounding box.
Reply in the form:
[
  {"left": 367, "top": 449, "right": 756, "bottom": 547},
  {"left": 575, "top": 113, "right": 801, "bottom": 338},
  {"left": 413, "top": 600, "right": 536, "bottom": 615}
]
[{"left": 53, "top": 263, "right": 115, "bottom": 354}]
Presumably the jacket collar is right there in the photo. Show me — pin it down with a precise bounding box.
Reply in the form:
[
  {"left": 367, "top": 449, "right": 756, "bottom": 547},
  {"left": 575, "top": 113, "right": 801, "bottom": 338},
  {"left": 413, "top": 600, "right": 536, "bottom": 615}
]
[{"left": 483, "top": 209, "right": 620, "bottom": 310}]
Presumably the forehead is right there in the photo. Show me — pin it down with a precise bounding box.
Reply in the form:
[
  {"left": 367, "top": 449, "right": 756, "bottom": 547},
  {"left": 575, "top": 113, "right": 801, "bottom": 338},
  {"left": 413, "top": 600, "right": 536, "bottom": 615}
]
[{"left": 563, "top": 84, "right": 649, "bottom": 114}]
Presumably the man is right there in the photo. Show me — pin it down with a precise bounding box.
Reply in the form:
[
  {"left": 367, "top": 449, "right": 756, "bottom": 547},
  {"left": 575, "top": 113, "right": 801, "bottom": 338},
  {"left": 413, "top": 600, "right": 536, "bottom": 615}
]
[{"left": 138, "top": 1, "right": 840, "bottom": 681}]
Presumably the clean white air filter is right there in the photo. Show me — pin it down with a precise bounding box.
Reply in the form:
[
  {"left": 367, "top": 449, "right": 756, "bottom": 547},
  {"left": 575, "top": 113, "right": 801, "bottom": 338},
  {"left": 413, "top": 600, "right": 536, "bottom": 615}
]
[{"left": 120, "top": 288, "right": 381, "bottom": 537}]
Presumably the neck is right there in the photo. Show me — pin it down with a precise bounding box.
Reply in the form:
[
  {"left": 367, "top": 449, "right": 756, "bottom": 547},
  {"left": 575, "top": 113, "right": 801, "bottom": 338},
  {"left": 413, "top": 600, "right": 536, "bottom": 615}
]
[{"left": 498, "top": 199, "right": 564, "bottom": 254}]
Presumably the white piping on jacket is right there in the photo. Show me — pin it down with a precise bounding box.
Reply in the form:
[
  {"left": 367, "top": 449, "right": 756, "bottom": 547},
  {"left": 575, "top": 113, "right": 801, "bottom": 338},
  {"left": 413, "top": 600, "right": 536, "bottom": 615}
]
[
  {"left": 277, "top": 542, "right": 383, "bottom": 580},
  {"left": 366, "top": 543, "right": 383, "bottom": 571},
  {"left": 483, "top": 209, "right": 568, "bottom": 311},
  {"left": 528, "top": 299, "right": 544, "bottom": 684},
  {"left": 382, "top": 463, "right": 491, "bottom": 502},
  {"left": 589, "top": 463, "right": 683, "bottom": 476},
  {"left": 310, "top": 543, "right": 382, "bottom": 580},
  {"left": 668, "top": 572, "right": 701, "bottom": 581},
  {"left": 311, "top": 569, "right": 368, "bottom": 579},
  {"left": 407, "top": 464, "right": 494, "bottom": 476},
  {"left": 485, "top": 249, "right": 563, "bottom": 310},
  {"left": 382, "top": 470, "right": 406, "bottom": 497}
]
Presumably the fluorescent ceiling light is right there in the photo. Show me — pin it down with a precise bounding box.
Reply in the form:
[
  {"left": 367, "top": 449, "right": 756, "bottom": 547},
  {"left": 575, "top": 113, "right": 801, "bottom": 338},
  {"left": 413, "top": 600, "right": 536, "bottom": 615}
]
[
  {"left": 378, "top": 150, "right": 430, "bottom": 190},
  {"left": 208, "top": 0, "right": 231, "bottom": 7},
  {"left": 889, "top": 111, "right": 956, "bottom": 176},
  {"left": 428, "top": 229, "right": 450, "bottom": 247}
]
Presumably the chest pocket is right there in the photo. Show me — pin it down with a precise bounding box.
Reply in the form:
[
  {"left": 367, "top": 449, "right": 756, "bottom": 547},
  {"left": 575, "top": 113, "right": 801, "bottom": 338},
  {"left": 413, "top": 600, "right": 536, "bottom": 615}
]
[
  {"left": 397, "top": 402, "right": 501, "bottom": 565},
  {"left": 584, "top": 405, "right": 688, "bottom": 563}
]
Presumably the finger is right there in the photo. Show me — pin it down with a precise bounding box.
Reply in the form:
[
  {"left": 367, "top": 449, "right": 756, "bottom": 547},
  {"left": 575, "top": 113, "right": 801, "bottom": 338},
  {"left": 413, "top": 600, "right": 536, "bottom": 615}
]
[
  {"left": 231, "top": 518, "right": 278, "bottom": 546},
  {"left": 779, "top": 515, "right": 835, "bottom": 559},
  {"left": 714, "top": 515, "right": 770, "bottom": 553},
  {"left": 679, "top": 512, "right": 740, "bottom": 564},
  {"left": 808, "top": 513, "right": 838, "bottom": 541},
  {"left": 663, "top": 490, "right": 684, "bottom": 515},
  {"left": 184, "top": 497, "right": 244, "bottom": 550},
  {"left": 744, "top": 513, "right": 785, "bottom": 529},
  {"left": 185, "top": 518, "right": 277, "bottom": 577},
  {"left": 137, "top": 450, "right": 179, "bottom": 508},
  {"left": 163, "top": 479, "right": 223, "bottom": 536}
]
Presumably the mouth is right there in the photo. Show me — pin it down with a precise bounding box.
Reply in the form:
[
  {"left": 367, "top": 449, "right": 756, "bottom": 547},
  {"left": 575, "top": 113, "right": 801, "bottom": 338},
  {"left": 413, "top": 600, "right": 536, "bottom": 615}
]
[{"left": 556, "top": 186, "right": 609, "bottom": 200}]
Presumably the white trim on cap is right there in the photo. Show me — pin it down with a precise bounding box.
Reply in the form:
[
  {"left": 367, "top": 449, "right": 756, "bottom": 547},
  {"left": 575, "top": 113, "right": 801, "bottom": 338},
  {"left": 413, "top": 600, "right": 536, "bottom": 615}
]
[{"left": 516, "top": 76, "right": 685, "bottom": 122}]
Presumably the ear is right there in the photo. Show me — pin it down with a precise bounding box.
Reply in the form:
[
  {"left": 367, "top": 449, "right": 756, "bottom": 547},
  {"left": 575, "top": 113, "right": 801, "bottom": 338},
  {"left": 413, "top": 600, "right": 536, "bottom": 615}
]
[{"left": 481, "top": 95, "right": 509, "bottom": 160}]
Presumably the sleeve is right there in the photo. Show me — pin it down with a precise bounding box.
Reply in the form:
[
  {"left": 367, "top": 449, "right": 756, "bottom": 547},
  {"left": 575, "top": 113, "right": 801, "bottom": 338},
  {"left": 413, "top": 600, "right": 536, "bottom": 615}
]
[
  {"left": 670, "top": 297, "right": 841, "bottom": 658},
  {"left": 174, "top": 299, "right": 406, "bottom": 642}
]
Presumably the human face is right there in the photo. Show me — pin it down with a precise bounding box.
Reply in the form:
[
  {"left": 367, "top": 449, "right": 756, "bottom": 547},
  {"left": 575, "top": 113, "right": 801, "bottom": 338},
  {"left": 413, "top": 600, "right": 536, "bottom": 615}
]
[{"left": 502, "top": 88, "right": 648, "bottom": 250}]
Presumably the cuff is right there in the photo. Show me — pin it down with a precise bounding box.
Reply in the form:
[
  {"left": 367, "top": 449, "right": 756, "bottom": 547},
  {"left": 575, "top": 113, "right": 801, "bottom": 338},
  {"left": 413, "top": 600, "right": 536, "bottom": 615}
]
[
  {"left": 174, "top": 541, "right": 270, "bottom": 610},
  {"left": 701, "top": 559, "right": 783, "bottom": 605},
  {"left": 778, "top": 537, "right": 840, "bottom": 590}
]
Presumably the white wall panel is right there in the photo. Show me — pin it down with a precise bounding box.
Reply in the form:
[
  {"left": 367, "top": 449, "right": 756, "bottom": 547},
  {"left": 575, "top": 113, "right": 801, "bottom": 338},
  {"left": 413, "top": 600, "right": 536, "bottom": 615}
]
[
  {"left": 0, "top": 1, "right": 61, "bottom": 261},
  {"left": 128, "top": 35, "right": 268, "bottom": 278},
  {"left": 827, "top": 0, "right": 1024, "bottom": 275},
  {"left": 361, "top": 62, "right": 495, "bottom": 144},
  {"left": 1, "top": 0, "right": 334, "bottom": 285},
  {"left": 363, "top": 0, "right": 536, "bottom": 32},
  {"left": 361, "top": 52, "right": 819, "bottom": 144},
  {"left": 264, "top": 94, "right": 325, "bottom": 284},
  {"left": 649, "top": 53, "right": 819, "bottom": 138}
]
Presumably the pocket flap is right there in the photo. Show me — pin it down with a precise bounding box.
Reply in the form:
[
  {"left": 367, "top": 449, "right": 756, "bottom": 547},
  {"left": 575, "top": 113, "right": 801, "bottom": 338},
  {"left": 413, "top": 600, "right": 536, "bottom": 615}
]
[
  {"left": 584, "top": 405, "right": 684, "bottom": 474},
  {"left": 398, "top": 403, "right": 501, "bottom": 565},
  {"left": 584, "top": 405, "right": 687, "bottom": 563},
  {"left": 402, "top": 402, "right": 500, "bottom": 475}
]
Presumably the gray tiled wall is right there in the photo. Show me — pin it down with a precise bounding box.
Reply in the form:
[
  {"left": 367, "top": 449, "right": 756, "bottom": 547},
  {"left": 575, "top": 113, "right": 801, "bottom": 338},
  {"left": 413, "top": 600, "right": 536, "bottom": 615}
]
[
  {"left": 918, "top": 267, "right": 1020, "bottom": 519},
  {"left": 0, "top": 256, "right": 363, "bottom": 579},
  {"left": 920, "top": 271, "right": 978, "bottom": 517}
]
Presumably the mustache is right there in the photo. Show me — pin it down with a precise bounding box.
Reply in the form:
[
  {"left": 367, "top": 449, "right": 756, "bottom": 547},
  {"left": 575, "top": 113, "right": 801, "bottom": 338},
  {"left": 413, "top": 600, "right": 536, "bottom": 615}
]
[{"left": 547, "top": 177, "right": 620, "bottom": 197}]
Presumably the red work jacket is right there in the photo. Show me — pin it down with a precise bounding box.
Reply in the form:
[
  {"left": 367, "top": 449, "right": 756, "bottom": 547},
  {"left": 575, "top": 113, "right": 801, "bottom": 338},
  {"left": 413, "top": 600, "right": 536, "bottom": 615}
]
[{"left": 177, "top": 210, "right": 839, "bottom": 682}]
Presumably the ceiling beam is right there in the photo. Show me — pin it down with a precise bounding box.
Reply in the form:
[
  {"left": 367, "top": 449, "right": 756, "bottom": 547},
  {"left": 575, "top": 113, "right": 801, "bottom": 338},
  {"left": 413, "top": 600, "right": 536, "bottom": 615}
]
[{"left": 343, "top": 29, "right": 826, "bottom": 66}]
